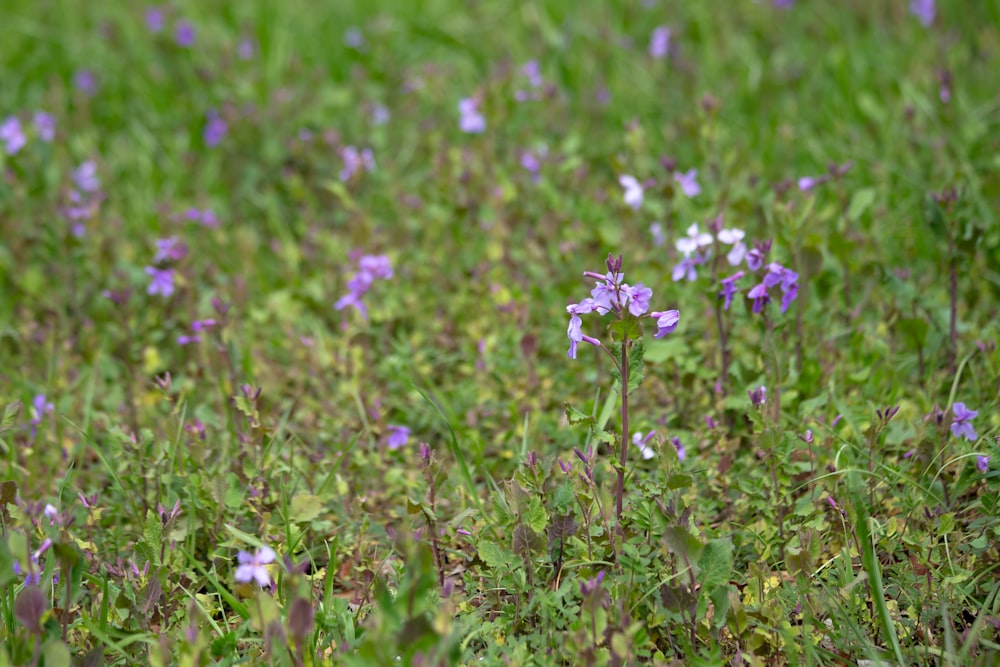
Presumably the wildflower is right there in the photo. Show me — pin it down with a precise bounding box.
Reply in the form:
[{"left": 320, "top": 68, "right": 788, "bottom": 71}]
[
  {"left": 335, "top": 254, "right": 393, "bottom": 319},
  {"left": 977, "top": 455, "right": 989, "bottom": 474},
  {"left": 619, "top": 175, "right": 643, "bottom": 210},
  {"left": 73, "top": 70, "right": 98, "bottom": 96},
  {"left": 146, "top": 7, "right": 165, "bottom": 32},
  {"left": 798, "top": 176, "right": 818, "bottom": 192},
  {"left": 192, "top": 319, "right": 217, "bottom": 331},
  {"left": 672, "top": 255, "right": 701, "bottom": 282},
  {"left": 235, "top": 546, "right": 276, "bottom": 587},
  {"left": 419, "top": 442, "right": 431, "bottom": 463},
  {"left": 717, "top": 228, "right": 747, "bottom": 265},
  {"left": 632, "top": 432, "right": 656, "bottom": 460},
  {"left": 580, "top": 570, "right": 605, "bottom": 597},
  {"left": 747, "top": 282, "right": 769, "bottom": 313},
  {"left": 649, "top": 26, "right": 671, "bottom": 59},
  {"left": 565, "top": 309, "right": 600, "bottom": 359},
  {"left": 386, "top": 425, "right": 410, "bottom": 450},
  {"left": 763, "top": 263, "right": 800, "bottom": 313},
  {"left": 237, "top": 38, "right": 255, "bottom": 60},
  {"left": 344, "top": 27, "right": 365, "bottom": 49},
  {"left": 1, "top": 117, "right": 26, "bottom": 155},
  {"left": 33, "top": 112, "right": 55, "bottom": 142},
  {"left": 29, "top": 395, "right": 53, "bottom": 440},
  {"left": 458, "top": 98, "right": 486, "bottom": 134},
  {"left": 145, "top": 267, "right": 176, "bottom": 297},
  {"left": 910, "top": 0, "right": 935, "bottom": 26},
  {"left": 177, "top": 334, "right": 201, "bottom": 345},
  {"left": 719, "top": 271, "right": 744, "bottom": 310},
  {"left": 203, "top": 110, "right": 227, "bottom": 147},
  {"left": 371, "top": 103, "right": 390, "bottom": 125},
  {"left": 515, "top": 61, "right": 544, "bottom": 101},
  {"left": 650, "top": 310, "right": 680, "bottom": 338},
  {"left": 339, "top": 146, "right": 376, "bottom": 181},
  {"left": 676, "top": 223, "right": 713, "bottom": 257},
  {"left": 670, "top": 436, "right": 686, "bottom": 461},
  {"left": 673, "top": 168, "right": 701, "bottom": 198},
  {"left": 623, "top": 283, "right": 652, "bottom": 316},
  {"left": 748, "top": 385, "right": 767, "bottom": 409},
  {"left": 154, "top": 237, "right": 187, "bottom": 263},
  {"left": 745, "top": 239, "right": 771, "bottom": 271},
  {"left": 175, "top": 20, "right": 196, "bottom": 47},
  {"left": 44, "top": 504, "right": 59, "bottom": 524},
  {"left": 650, "top": 222, "right": 665, "bottom": 247},
  {"left": 950, "top": 403, "right": 978, "bottom": 441},
  {"left": 799, "top": 429, "right": 814, "bottom": 444},
  {"left": 73, "top": 161, "right": 100, "bottom": 193}
]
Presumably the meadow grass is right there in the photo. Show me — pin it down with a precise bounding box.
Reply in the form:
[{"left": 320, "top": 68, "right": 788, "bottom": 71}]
[{"left": 1, "top": 0, "right": 999, "bottom": 664}]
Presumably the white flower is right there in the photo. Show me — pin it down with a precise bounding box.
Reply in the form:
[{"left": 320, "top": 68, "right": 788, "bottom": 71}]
[
  {"left": 620, "top": 175, "right": 643, "bottom": 210},
  {"left": 676, "top": 223, "right": 713, "bottom": 257}
]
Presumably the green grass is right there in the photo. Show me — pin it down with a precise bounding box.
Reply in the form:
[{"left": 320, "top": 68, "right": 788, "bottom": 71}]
[{"left": 1, "top": 0, "right": 999, "bottom": 664}]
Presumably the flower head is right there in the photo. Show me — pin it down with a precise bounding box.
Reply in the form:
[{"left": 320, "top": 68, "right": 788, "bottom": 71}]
[
  {"left": 175, "top": 20, "right": 196, "bottom": 47},
  {"left": 458, "top": 98, "right": 486, "bottom": 134},
  {"left": 719, "top": 271, "right": 745, "bottom": 310},
  {"left": 650, "top": 310, "right": 679, "bottom": 338},
  {"left": 33, "top": 112, "right": 55, "bottom": 142},
  {"left": 910, "top": 0, "right": 935, "bottom": 26},
  {"left": 339, "top": 146, "right": 376, "bottom": 181},
  {"left": 649, "top": 26, "right": 671, "bottom": 59},
  {"left": 235, "top": 547, "right": 276, "bottom": 587},
  {"left": 145, "top": 267, "right": 175, "bottom": 297},
  {"left": 673, "top": 168, "right": 701, "bottom": 198},
  {"left": 203, "top": 110, "right": 227, "bottom": 147},
  {"left": 73, "top": 161, "right": 100, "bottom": 193},
  {"left": 977, "top": 455, "right": 989, "bottom": 474},
  {"left": 1, "top": 117, "right": 26, "bottom": 155},
  {"left": 73, "top": 70, "right": 98, "bottom": 96},
  {"left": 950, "top": 403, "right": 978, "bottom": 441},
  {"left": 670, "top": 436, "right": 686, "bottom": 461},
  {"left": 717, "top": 228, "right": 747, "bottom": 265},
  {"left": 386, "top": 425, "right": 410, "bottom": 449},
  {"left": 619, "top": 175, "right": 644, "bottom": 210},
  {"left": 146, "top": 7, "right": 165, "bottom": 32},
  {"left": 632, "top": 431, "right": 656, "bottom": 460},
  {"left": 676, "top": 223, "right": 713, "bottom": 257}
]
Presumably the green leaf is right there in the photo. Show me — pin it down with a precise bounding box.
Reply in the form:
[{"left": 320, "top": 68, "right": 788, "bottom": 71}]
[
  {"left": 525, "top": 496, "right": 548, "bottom": 534},
  {"left": 0, "top": 401, "right": 21, "bottom": 433},
  {"left": 564, "top": 403, "right": 594, "bottom": 427},
  {"left": 247, "top": 592, "right": 282, "bottom": 634},
  {"left": 666, "top": 472, "right": 693, "bottom": 490},
  {"left": 41, "top": 640, "right": 71, "bottom": 667},
  {"left": 923, "top": 198, "right": 947, "bottom": 239},
  {"left": 552, "top": 484, "right": 575, "bottom": 512},
  {"left": 663, "top": 526, "right": 703, "bottom": 565},
  {"left": 847, "top": 188, "right": 876, "bottom": 221},
  {"left": 710, "top": 584, "right": 731, "bottom": 630},
  {"left": 477, "top": 541, "right": 511, "bottom": 570},
  {"left": 289, "top": 494, "right": 324, "bottom": 524},
  {"left": 897, "top": 317, "right": 929, "bottom": 348},
  {"left": 697, "top": 539, "right": 733, "bottom": 593},
  {"left": 144, "top": 510, "right": 163, "bottom": 568}
]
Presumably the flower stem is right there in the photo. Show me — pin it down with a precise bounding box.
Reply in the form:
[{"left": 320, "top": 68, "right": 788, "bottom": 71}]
[{"left": 616, "top": 333, "right": 629, "bottom": 533}]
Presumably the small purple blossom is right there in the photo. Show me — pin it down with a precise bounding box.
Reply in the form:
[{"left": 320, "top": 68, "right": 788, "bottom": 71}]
[
  {"left": 623, "top": 283, "right": 653, "bottom": 316},
  {"left": 620, "top": 175, "right": 643, "bottom": 210},
  {"left": 910, "top": 0, "right": 935, "bottom": 27},
  {"left": 719, "top": 271, "right": 745, "bottom": 310},
  {"left": 673, "top": 168, "right": 701, "bottom": 198},
  {"left": 30, "top": 394, "right": 54, "bottom": 440},
  {"left": 458, "top": 98, "right": 486, "bottom": 134},
  {"left": 235, "top": 547, "right": 276, "bottom": 587},
  {"left": 649, "top": 26, "right": 671, "bottom": 59},
  {"left": 73, "top": 161, "right": 100, "bottom": 193},
  {"left": 798, "top": 176, "right": 818, "bottom": 192},
  {"left": 747, "top": 282, "right": 770, "bottom": 313},
  {"left": 977, "top": 455, "right": 989, "bottom": 474},
  {"left": 74, "top": 70, "right": 98, "bottom": 96},
  {"left": 335, "top": 254, "right": 393, "bottom": 319},
  {"left": 146, "top": 7, "right": 165, "bottom": 32},
  {"left": 670, "top": 436, "right": 686, "bottom": 461},
  {"left": 1, "top": 117, "right": 26, "bottom": 155},
  {"left": 632, "top": 431, "right": 656, "bottom": 460},
  {"left": 386, "top": 425, "right": 411, "bottom": 450},
  {"left": 175, "top": 20, "right": 196, "bottom": 47},
  {"left": 237, "top": 38, "right": 255, "bottom": 60},
  {"left": 145, "top": 267, "right": 176, "bottom": 297},
  {"left": 650, "top": 222, "right": 665, "bottom": 247},
  {"left": 33, "top": 112, "right": 55, "bottom": 142},
  {"left": 580, "top": 570, "right": 605, "bottom": 597},
  {"left": 950, "top": 403, "right": 978, "bottom": 441},
  {"left": 154, "top": 237, "right": 187, "bottom": 263},
  {"left": 745, "top": 239, "right": 771, "bottom": 271},
  {"left": 748, "top": 385, "right": 767, "bottom": 409},
  {"left": 339, "top": 146, "right": 376, "bottom": 181},
  {"left": 650, "top": 310, "right": 680, "bottom": 338},
  {"left": 203, "top": 110, "right": 227, "bottom": 147},
  {"left": 672, "top": 255, "right": 701, "bottom": 282}
]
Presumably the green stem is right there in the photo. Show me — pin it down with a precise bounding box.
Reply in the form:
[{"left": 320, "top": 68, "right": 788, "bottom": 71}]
[{"left": 616, "top": 335, "right": 629, "bottom": 533}]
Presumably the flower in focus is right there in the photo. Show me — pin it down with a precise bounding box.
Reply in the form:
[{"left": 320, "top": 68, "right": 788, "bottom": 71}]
[
  {"left": 1, "top": 117, "right": 26, "bottom": 155},
  {"left": 458, "top": 98, "right": 486, "bottom": 134},
  {"left": 910, "top": 0, "right": 935, "bottom": 26},
  {"left": 950, "top": 403, "right": 978, "bottom": 441},
  {"left": 619, "top": 175, "right": 644, "bottom": 210},
  {"left": 145, "top": 267, "right": 176, "bottom": 297},
  {"left": 386, "top": 425, "right": 411, "bottom": 450},
  {"left": 632, "top": 432, "right": 656, "bottom": 460},
  {"left": 673, "top": 168, "right": 701, "bottom": 198},
  {"left": 650, "top": 310, "right": 680, "bottom": 338},
  {"left": 235, "top": 546, "right": 276, "bottom": 587},
  {"left": 623, "top": 283, "right": 652, "bottom": 316},
  {"left": 649, "top": 26, "right": 670, "bottom": 59}
]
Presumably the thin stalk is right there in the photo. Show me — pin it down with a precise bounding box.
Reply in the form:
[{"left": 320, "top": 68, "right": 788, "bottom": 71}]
[{"left": 616, "top": 335, "right": 629, "bottom": 533}]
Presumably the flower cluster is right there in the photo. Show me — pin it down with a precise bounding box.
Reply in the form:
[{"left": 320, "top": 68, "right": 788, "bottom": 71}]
[
  {"left": 339, "top": 146, "right": 376, "bottom": 181},
  {"left": 672, "top": 222, "right": 746, "bottom": 282},
  {"left": 566, "top": 254, "right": 679, "bottom": 359},
  {"left": 61, "top": 160, "right": 105, "bottom": 238},
  {"left": 334, "top": 254, "right": 394, "bottom": 319},
  {"left": 458, "top": 97, "right": 486, "bottom": 134},
  {"left": 514, "top": 61, "right": 545, "bottom": 102},
  {"left": 717, "top": 238, "right": 800, "bottom": 314}
]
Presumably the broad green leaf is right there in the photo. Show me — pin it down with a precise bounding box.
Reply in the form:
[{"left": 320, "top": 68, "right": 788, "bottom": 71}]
[
  {"left": 697, "top": 539, "right": 733, "bottom": 593},
  {"left": 524, "top": 496, "right": 548, "bottom": 534},
  {"left": 477, "top": 540, "right": 511, "bottom": 569},
  {"left": 847, "top": 188, "right": 876, "bottom": 221},
  {"left": 290, "top": 494, "right": 324, "bottom": 524}
]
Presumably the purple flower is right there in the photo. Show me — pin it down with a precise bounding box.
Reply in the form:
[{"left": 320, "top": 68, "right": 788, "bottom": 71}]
[
  {"left": 74, "top": 70, "right": 98, "bottom": 96},
  {"left": 386, "top": 425, "right": 410, "bottom": 449},
  {"left": 950, "top": 403, "right": 978, "bottom": 441},
  {"left": 798, "top": 176, "right": 817, "bottom": 192},
  {"left": 145, "top": 267, "right": 176, "bottom": 297},
  {"left": 237, "top": 38, "right": 255, "bottom": 60},
  {"left": 620, "top": 175, "right": 643, "bottom": 210},
  {"left": 910, "top": 0, "right": 935, "bottom": 26},
  {"left": 1, "top": 117, "right": 26, "bottom": 155},
  {"left": 746, "top": 240, "right": 770, "bottom": 271},
  {"left": 676, "top": 222, "right": 713, "bottom": 256},
  {"left": 672, "top": 255, "right": 701, "bottom": 282},
  {"left": 33, "top": 112, "right": 55, "bottom": 142},
  {"left": 632, "top": 431, "right": 656, "bottom": 460},
  {"left": 747, "top": 282, "right": 769, "bottom": 313},
  {"left": 650, "top": 222, "right": 665, "bottom": 247},
  {"left": 522, "top": 61, "right": 543, "bottom": 88},
  {"left": 762, "top": 263, "right": 799, "bottom": 313},
  {"left": 235, "top": 546, "right": 276, "bottom": 587},
  {"left": 623, "top": 283, "right": 652, "bottom": 316},
  {"left": 335, "top": 254, "right": 393, "bottom": 319},
  {"left": 719, "top": 271, "right": 745, "bottom": 310},
  {"left": 203, "top": 110, "right": 227, "bottom": 147},
  {"left": 649, "top": 26, "right": 671, "bottom": 59},
  {"left": 650, "top": 310, "right": 680, "bottom": 338},
  {"left": 674, "top": 168, "right": 701, "bottom": 198},
  {"left": 344, "top": 27, "right": 365, "bottom": 49},
  {"left": 580, "top": 570, "right": 605, "bottom": 596},
  {"left": 154, "top": 237, "right": 187, "bottom": 263},
  {"left": 977, "top": 455, "right": 989, "bottom": 474},
  {"left": 748, "top": 385, "right": 767, "bottom": 409},
  {"left": 73, "top": 161, "right": 100, "bottom": 193},
  {"left": 146, "top": 7, "right": 165, "bottom": 32},
  {"left": 177, "top": 335, "right": 201, "bottom": 345},
  {"left": 670, "top": 436, "right": 686, "bottom": 461},
  {"left": 458, "top": 98, "right": 486, "bottom": 134},
  {"left": 175, "top": 20, "right": 196, "bottom": 47},
  {"left": 30, "top": 394, "right": 54, "bottom": 440},
  {"left": 371, "top": 103, "right": 390, "bottom": 125},
  {"left": 339, "top": 146, "right": 376, "bottom": 181}
]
